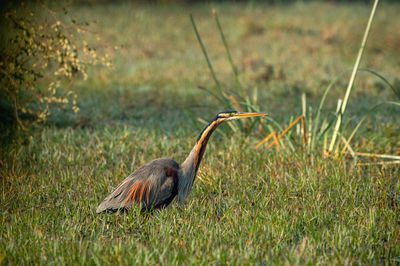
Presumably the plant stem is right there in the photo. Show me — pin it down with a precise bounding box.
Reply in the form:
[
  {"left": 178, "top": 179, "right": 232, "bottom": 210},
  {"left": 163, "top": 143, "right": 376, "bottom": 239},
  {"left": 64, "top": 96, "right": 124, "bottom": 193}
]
[
  {"left": 328, "top": 0, "right": 379, "bottom": 153},
  {"left": 212, "top": 9, "right": 243, "bottom": 98},
  {"left": 190, "top": 14, "right": 227, "bottom": 104}
]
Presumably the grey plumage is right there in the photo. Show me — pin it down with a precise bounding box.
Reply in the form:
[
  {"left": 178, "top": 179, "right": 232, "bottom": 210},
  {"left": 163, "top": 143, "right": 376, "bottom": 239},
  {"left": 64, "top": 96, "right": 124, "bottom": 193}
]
[
  {"left": 96, "top": 158, "right": 179, "bottom": 213},
  {"left": 96, "top": 111, "right": 267, "bottom": 213}
]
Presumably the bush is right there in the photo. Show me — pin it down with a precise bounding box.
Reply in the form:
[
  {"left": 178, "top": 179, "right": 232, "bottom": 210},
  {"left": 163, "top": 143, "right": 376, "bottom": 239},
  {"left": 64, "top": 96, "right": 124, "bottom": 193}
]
[{"left": 0, "top": 2, "right": 110, "bottom": 142}]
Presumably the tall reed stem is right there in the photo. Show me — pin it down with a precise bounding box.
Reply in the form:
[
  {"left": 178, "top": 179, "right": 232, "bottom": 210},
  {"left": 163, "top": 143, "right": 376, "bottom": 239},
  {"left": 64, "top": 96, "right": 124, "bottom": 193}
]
[
  {"left": 212, "top": 9, "right": 244, "bottom": 98},
  {"left": 328, "top": 0, "right": 379, "bottom": 153},
  {"left": 190, "top": 14, "right": 227, "bottom": 104}
]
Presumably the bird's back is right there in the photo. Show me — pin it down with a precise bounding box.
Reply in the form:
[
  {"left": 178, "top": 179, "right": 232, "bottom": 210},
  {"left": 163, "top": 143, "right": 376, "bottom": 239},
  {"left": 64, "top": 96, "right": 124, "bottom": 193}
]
[{"left": 96, "top": 158, "right": 180, "bottom": 213}]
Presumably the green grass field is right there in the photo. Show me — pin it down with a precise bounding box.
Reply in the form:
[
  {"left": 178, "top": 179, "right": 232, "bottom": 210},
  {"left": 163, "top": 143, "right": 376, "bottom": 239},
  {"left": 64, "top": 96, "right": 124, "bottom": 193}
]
[{"left": 1, "top": 1, "right": 400, "bottom": 264}]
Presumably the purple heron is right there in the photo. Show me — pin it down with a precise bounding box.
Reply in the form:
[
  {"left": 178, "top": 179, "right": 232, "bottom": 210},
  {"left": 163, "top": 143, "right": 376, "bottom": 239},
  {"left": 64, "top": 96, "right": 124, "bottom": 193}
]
[{"left": 96, "top": 110, "right": 267, "bottom": 213}]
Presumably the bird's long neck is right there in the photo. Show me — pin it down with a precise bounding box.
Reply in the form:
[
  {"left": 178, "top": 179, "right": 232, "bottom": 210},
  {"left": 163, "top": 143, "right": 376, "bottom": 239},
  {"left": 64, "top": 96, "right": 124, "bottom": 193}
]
[{"left": 178, "top": 119, "right": 222, "bottom": 204}]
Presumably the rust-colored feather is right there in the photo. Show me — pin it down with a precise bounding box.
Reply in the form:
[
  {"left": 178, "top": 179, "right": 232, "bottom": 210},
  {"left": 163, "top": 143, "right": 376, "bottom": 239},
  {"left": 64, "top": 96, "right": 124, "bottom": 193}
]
[
  {"left": 124, "top": 182, "right": 142, "bottom": 206},
  {"left": 138, "top": 181, "right": 149, "bottom": 203},
  {"left": 166, "top": 167, "right": 179, "bottom": 184}
]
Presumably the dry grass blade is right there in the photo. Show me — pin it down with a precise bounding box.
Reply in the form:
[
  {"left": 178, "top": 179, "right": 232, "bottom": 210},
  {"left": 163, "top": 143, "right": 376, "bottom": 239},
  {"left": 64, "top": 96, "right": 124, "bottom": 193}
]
[
  {"left": 348, "top": 152, "right": 400, "bottom": 160},
  {"left": 197, "top": 172, "right": 217, "bottom": 186},
  {"left": 229, "top": 95, "right": 243, "bottom": 113},
  {"left": 357, "top": 161, "right": 400, "bottom": 166},
  {"left": 256, "top": 115, "right": 306, "bottom": 150}
]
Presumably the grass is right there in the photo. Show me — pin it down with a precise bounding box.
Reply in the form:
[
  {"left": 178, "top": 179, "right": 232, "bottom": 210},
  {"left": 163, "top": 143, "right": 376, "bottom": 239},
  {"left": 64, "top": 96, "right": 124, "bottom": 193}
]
[
  {"left": 2, "top": 128, "right": 400, "bottom": 264},
  {"left": 1, "top": 1, "right": 400, "bottom": 264}
]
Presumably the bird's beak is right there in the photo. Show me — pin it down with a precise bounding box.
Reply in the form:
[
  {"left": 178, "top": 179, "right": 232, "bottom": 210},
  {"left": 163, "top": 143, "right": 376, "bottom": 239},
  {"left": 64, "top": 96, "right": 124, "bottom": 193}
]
[{"left": 233, "top": 112, "right": 268, "bottom": 119}]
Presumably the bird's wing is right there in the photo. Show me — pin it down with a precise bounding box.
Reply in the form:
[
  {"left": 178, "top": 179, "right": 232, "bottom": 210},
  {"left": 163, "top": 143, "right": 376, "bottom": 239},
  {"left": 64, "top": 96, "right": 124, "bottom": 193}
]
[{"left": 96, "top": 160, "right": 178, "bottom": 213}]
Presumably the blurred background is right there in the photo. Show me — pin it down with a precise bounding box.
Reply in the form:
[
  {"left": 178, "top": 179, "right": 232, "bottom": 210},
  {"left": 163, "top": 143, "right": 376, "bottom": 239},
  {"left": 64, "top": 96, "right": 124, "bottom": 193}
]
[{"left": 1, "top": 0, "right": 399, "bottom": 143}]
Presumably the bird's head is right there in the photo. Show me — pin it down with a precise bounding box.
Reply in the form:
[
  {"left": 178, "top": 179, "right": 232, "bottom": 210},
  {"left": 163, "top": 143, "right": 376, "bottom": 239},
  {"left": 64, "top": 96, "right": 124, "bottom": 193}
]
[{"left": 215, "top": 110, "right": 268, "bottom": 122}]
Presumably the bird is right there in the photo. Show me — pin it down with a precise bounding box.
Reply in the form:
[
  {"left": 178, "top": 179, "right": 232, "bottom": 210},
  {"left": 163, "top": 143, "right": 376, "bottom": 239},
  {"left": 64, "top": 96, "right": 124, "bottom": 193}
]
[{"left": 96, "top": 110, "right": 267, "bottom": 213}]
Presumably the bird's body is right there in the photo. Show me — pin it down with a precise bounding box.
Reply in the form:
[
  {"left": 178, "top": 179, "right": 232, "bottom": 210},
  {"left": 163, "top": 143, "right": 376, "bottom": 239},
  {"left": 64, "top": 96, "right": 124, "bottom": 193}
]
[
  {"left": 96, "top": 158, "right": 180, "bottom": 213},
  {"left": 96, "top": 111, "right": 267, "bottom": 213}
]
